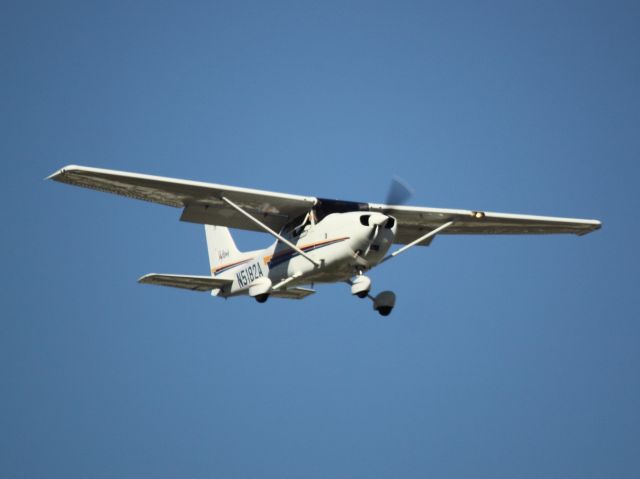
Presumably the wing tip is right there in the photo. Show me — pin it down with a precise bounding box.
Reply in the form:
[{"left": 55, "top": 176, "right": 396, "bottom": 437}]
[
  {"left": 137, "top": 273, "right": 157, "bottom": 284},
  {"left": 577, "top": 220, "right": 602, "bottom": 236},
  {"left": 46, "top": 164, "right": 82, "bottom": 181}
]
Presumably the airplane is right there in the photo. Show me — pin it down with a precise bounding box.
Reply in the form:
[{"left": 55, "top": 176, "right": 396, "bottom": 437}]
[{"left": 48, "top": 165, "right": 601, "bottom": 316}]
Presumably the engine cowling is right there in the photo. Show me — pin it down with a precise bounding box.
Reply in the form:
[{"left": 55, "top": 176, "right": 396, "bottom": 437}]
[{"left": 359, "top": 213, "right": 397, "bottom": 264}]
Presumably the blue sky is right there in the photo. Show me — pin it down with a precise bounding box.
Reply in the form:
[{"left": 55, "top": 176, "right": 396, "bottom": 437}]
[{"left": 2, "top": 1, "right": 639, "bottom": 477}]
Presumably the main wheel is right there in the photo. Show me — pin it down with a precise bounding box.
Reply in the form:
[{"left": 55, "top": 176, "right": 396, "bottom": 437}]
[
  {"left": 377, "top": 306, "right": 393, "bottom": 316},
  {"left": 255, "top": 293, "right": 269, "bottom": 303},
  {"left": 351, "top": 276, "right": 372, "bottom": 298}
]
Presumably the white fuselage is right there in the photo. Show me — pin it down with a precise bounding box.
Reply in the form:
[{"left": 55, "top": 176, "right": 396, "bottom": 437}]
[{"left": 215, "top": 212, "right": 397, "bottom": 297}]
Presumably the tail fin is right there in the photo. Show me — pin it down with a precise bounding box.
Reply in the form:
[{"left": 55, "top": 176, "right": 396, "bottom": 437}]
[{"left": 205, "top": 225, "right": 242, "bottom": 275}]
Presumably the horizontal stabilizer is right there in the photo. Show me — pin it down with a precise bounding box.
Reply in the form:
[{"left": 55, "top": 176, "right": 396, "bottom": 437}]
[
  {"left": 271, "top": 287, "right": 316, "bottom": 300},
  {"left": 138, "top": 273, "right": 232, "bottom": 292}
]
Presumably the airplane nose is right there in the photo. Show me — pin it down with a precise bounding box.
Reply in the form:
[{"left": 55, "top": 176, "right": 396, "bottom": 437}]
[
  {"left": 370, "top": 213, "right": 396, "bottom": 230},
  {"left": 370, "top": 214, "right": 388, "bottom": 227}
]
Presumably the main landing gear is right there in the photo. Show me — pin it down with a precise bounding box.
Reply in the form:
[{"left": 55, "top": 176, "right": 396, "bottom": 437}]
[
  {"left": 254, "top": 293, "right": 269, "bottom": 303},
  {"left": 350, "top": 274, "right": 396, "bottom": 316}
]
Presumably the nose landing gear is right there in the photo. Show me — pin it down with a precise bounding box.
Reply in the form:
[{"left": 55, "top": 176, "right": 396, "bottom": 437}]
[
  {"left": 372, "top": 291, "right": 396, "bottom": 316},
  {"left": 348, "top": 275, "right": 396, "bottom": 316}
]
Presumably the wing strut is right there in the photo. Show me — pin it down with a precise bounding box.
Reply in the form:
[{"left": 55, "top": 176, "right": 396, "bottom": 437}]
[
  {"left": 380, "top": 220, "right": 455, "bottom": 264},
  {"left": 220, "top": 196, "right": 320, "bottom": 267}
]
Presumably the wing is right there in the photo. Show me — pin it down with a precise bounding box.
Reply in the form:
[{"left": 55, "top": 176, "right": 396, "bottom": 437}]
[
  {"left": 48, "top": 165, "right": 600, "bottom": 242},
  {"left": 138, "top": 273, "right": 233, "bottom": 292},
  {"left": 48, "top": 165, "right": 316, "bottom": 232},
  {"left": 270, "top": 287, "right": 316, "bottom": 299},
  {"left": 368, "top": 203, "right": 601, "bottom": 245}
]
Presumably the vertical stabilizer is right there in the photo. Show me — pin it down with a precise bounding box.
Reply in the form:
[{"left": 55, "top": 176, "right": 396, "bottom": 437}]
[{"left": 205, "top": 225, "right": 242, "bottom": 275}]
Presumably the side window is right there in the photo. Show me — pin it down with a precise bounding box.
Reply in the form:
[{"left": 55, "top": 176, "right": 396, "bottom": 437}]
[
  {"left": 282, "top": 214, "right": 308, "bottom": 238},
  {"left": 294, "top": 222, "right": 311, "bottom": 238}
]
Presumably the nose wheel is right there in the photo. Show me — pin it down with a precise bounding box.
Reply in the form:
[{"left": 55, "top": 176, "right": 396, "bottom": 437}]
[
  {"left": 348, "top": 276, "right": 396, "bottom": 316},
  {"left": 371, "top": 290, "right": 396, "bottom": 316}
]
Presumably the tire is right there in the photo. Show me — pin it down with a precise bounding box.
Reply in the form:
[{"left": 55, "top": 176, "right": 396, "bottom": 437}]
[{"left": 255, "top": 294, "right": 269, "bottom": 303}]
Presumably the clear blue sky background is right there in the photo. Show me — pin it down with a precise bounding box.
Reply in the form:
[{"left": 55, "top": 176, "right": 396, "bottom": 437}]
[{"left": 2, "top": 1, "right": 639, "bottom": 477}]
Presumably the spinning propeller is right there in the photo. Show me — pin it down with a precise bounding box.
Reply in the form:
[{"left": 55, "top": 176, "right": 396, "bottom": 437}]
[
  {"left": 385, "top": 176, "right": 414, "bottom": 206},
  {"left": 366, "top": 177, "right": 414, "bottom": 244}
]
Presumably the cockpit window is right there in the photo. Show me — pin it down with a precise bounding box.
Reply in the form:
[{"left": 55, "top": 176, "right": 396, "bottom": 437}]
[
  {"left": 360, "top": 215, "right": 371, "bottom": 226},
  {"left": 315, "top": 198, "right": 369, "bottom": 222}
]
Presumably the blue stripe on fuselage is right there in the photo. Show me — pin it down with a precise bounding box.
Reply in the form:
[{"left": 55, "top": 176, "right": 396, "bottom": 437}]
[{"left": 268, "top": 237, "right": 349, "bottom": 268}]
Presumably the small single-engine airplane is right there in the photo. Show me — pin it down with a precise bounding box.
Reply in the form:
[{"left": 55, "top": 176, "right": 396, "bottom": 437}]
[{"left": 48, "top": 165, "right": 601, "bottom": 315}]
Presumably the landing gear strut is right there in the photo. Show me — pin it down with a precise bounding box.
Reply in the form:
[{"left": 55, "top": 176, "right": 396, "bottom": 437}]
[{"left": 351, "top": 275, "right": 371, "bottom": 298}]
